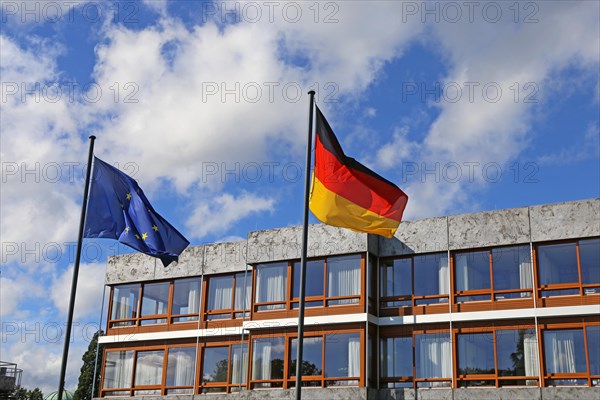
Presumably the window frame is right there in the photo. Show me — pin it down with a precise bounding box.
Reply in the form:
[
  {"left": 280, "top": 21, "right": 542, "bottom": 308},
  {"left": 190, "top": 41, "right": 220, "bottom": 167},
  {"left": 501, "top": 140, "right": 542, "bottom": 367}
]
[{"left": 535, "top": 238, "right": 600, "bottom": 299}]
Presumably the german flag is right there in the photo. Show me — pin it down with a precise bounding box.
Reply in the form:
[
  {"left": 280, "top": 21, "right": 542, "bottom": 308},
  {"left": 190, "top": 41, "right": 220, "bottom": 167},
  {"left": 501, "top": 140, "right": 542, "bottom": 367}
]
[{"left": 309, "top": 106, "right": 408, "bottom": 238}]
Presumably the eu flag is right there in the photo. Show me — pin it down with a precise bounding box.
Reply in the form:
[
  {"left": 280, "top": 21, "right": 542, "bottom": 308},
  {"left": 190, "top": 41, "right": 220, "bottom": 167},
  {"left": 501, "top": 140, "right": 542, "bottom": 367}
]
[{"left": 84, "top": 157, "right": 190, "bottom": 266}]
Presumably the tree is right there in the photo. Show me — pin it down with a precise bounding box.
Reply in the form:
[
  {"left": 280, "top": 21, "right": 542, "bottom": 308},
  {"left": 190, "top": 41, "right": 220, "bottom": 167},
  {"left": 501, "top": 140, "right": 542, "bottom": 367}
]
[
  {"left": 6, "top": 387, "right": 43, "bottom": 400},
  {"left": 73, "top": 330, "right": 103, "bottom": 400}
]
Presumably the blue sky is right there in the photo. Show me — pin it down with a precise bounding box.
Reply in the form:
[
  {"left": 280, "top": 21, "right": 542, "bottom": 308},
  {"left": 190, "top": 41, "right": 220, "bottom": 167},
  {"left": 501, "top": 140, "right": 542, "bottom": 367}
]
[{"left": 1, "top": 0, "right": 598, "bottom": 393}]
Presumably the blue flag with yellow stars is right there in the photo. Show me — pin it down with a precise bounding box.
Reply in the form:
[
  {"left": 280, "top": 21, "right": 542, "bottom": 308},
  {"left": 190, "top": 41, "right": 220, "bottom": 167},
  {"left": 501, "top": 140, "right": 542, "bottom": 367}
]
[{"left": 84, "top": 156, "right": 190, "bottom": 266}]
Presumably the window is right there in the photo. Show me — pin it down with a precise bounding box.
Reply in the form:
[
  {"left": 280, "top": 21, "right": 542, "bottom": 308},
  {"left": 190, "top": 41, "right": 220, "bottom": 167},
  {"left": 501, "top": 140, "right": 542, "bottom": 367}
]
[
  {"left": 380, "top": 252, "right": 449, "bottom": 309},
  {"left": 543, "top": 329, "right": 588, "bottom": 385},
  {"left": 234, "top": 272, "right": 251, "bottom": 318},
  {"left": 454, "top": 245, "right": 532, "bottom": 303},
  {"left": 292, "top": 260, "right": 324, "bottom": 308},
  {"left": 230, "top": 344, "right": 249, "bottom": 390},
  {"left": 496, "top": 329, "right": 539, "bottom": 385},
  {"left": 110, "top": 284, "right": 140, "bottom": 327},
  {"left": 140, "top": 282, "right": 169, "bottom": 325},
  {"left": 172, "top": 278, "right": 200, "bottom": 322},
  {"left": 457, "top": 333, "right": 495, "bottom": 386},
  {"left": 255, "top": 263, "right": 287, "bottom": 311},
  {"left": 201, "top": 346, "right": 229, "bottom": 392},
  {"left": 207, "top": 276, "right": 233, "bottom": 320},
  {"left": 103, "top": 351, "right": 134, "bottom": 395},
  {"left": 134, "top": 350, "right": 164, "bottom": 395},
  {"left": 415, "top": 333, "right": 452, "bottom": 387},
  {"left": 251, "top": 337, "right": 285, "bottom": 387},
  {"left": 327, "top": 256, "right": 361, "bottom": 305},
  {"left": 380, "top": 336, "right": 412, "bottom": 388},
  {"left": 324, "top": 332, "right": 361, "bottom": 386},
  {"left": 586, "top": 326, "right": 600, "bottom": 385},
  {"left": 109, "top": 277, "right": 203, "bottom": 330},
  {"left": 166, "top": 346, "right": 196, "bottom": 394},
  {"left": 290, "top": 337, "right": 323, "bottom": 385},
  {"left": 537, "top": 238, "right": 600, "bottom": 297}
]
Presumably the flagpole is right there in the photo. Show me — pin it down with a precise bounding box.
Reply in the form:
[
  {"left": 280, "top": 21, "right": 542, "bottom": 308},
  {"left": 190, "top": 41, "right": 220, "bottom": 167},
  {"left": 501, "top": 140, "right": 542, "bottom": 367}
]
[
  {"left": 57, "top": 135, "right": 96, "bottom": 400},
  {"left": 295, "top": 90, "right": 315, "bottom": 400}
]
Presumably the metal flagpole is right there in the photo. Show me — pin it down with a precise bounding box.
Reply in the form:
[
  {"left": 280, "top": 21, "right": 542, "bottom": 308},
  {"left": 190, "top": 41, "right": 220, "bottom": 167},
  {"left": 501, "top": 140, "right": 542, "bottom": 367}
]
[
  {"left": 295, "top": 90, "right": 316, "bottom": 400},
  {"left": 57, "top": 135, "right": 96, "bottom": 400}
]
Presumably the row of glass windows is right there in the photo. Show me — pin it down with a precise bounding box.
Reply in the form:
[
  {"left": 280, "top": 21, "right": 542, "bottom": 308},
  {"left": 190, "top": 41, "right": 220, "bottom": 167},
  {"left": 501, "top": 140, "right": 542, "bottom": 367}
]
[
  {"left": 108, "top": 254, "right": 362, "bottom": 328},
  {"left": 380, "top": 238, "right": 599, "bottom": 307},
  {"left": 107, "top": 238, "right": 598, "bottom": 327},
  {"left": 381, "top": 325, "right": 600, "bottom": 388},
  {"left": 101, "top": 331, "right": 361, "bottom": 396}
]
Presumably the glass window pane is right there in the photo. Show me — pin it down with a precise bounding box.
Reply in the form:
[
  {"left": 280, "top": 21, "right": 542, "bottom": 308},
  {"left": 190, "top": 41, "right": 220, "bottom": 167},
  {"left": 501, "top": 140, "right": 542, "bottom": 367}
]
[
  {"left": 580, "top": 238, "right": 600, "bottom": 285},
  {"left": 293, "top": 260, "right": 324, "bottom": 298},
  {"left": 230, "top": 344, "right": 248, "bottom": 385},
  {"left": 493, "top": 245, "right": 532, "bottom": 291},
  {"left": 135, "top": 350, "right": 164, "bottom": 386},
  {"left": 255, "top": 263, "right": 287, "bottom": 309},
  {"left": 202, "top": 347, "right": 229, "bottom": 383},
  {"left": 496, "top": 329, "right": 538, "bottom": 377},
  {"left": 141, "top": 282, "right": 169, "bottom": 316},
  {"left": 414, "top": 253, "right": 449, "bottom": 296},
  {"left": 380, "top": 337, "right": 412, "bottom": 378},
  {"left": 207, "top": 276, "right": 233, "bottom": 311},
  {"left": 166, "top": 347, "right": 196, "bottom": 387},
  {"left": 543, "top": 329, "right": 587, "bottom": 374},
  {"left": 325, "top": 332, "right": 360, "bottom": 378},
  {"left": 172, "top": 278, "right": 201, "bottom": 318},
  {"left": 538, "top": 243, "right": 578, "bottom": 285},
  {"left": 252, "top": 337, "right": 285, "bottom": 382},
  {"left": 455, "top": 251, "right": 490, "bottom": 292},
  {"left": 234, "top": 272, "right": 251, "bottom": 311},
  {"left": 327, "top": 255, "right": 361, "bottom": 301},
  {"left": 381, "top": 259, "right": 411, "bottom": 297},
  {"left": 104, "top": 350, "right": 134, "bottom": 389},
  {"left": 415, "top": 333, "right": 451, "bottom": 379},
  {"left": 290, "top": 337, "right": 323, "bottom": 376},
  {"left": 458, "top": 333, "right": 495, "bottom": 375},
  {"left": 111, "top": 284, "right": 140, "bottom": 322},
  {"left": 586, "top": 326, "right": 600, "bottom": 376}
]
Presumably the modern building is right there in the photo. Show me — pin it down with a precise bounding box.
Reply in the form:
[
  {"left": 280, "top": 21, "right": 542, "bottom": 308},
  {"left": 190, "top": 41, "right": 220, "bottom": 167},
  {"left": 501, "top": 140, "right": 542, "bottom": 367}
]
[
  {"left": 0, "top": 361, "right": 22, "bottom": 396},
  {"left": 97, "top": 198, "right": 600, "bottom": 399}
]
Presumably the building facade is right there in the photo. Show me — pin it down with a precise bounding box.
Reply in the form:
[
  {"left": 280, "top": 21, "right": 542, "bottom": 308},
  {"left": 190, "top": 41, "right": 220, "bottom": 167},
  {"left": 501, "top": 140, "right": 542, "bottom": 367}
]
[{"left": 97, "top": 199, "right": 600, "bottom": 400}]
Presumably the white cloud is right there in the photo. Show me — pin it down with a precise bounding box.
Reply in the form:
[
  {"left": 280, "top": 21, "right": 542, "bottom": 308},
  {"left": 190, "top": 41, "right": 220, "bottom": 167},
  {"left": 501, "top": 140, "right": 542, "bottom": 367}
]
[
  {"left": 51, "top": 263, "right": 107, "bottom": 320},
  {"left": 186, "top": 192, "right": 275, "bottom": 239},
  {"left": 373, "top": 126, "right": 420, "bottom": 170}
]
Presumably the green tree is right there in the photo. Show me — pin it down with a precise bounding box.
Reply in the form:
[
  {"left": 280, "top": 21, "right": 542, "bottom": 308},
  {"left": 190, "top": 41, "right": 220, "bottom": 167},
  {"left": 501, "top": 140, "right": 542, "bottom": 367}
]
[
  {"left": 6, "top": 387, "right": 43, "bottom": 400},
  {"left": 73, "top": 330, "right": 103, "bottom": 400}
]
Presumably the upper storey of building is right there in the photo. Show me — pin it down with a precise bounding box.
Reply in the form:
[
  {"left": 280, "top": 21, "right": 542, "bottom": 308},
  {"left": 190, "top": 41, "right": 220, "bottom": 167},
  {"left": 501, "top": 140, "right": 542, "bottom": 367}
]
[{"left": 105, "top": 198, "right": 599, "bottom": 285}]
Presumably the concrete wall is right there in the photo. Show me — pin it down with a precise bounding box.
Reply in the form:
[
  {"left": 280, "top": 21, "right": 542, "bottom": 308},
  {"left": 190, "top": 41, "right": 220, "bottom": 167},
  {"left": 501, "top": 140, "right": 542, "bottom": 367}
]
[
  {"left": 378, "top": 198, "right": 599, "bottom": 257},
  {"left": 105, "top": 241, "right": 248, "bottom": 285},
  {"left": 106, "top": 199, "right": 599, "bottom": 284},
  {"left": 379, "top": 387, "right": 600, "bottom": 400}
]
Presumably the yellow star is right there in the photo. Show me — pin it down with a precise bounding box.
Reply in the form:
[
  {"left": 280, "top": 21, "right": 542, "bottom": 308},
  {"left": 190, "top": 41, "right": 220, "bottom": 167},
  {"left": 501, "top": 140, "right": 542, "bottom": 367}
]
[
  {"left": 125, "top": 227, "right": 130, "bottom": 233},
  {"left": 142, "top": 232, "right": 148, "bottom": 240},
  {"left": 152, "top": 225, "right": 158, "bottom": 232},
  {"left": 126, "top": 193, "right": 132, "bottom": 200},
  {"left": 135, "top": 234, "right": 140, "bottom": 240}
]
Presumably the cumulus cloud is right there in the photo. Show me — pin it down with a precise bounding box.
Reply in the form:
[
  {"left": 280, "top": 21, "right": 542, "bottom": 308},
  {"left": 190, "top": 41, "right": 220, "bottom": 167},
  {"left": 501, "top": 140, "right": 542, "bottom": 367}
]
[
  {"left": 186, "top": 192, "right": 275, "bottom": 239},
  {"left": 51, "top": 263, "right": 107, "bottom": 320}
]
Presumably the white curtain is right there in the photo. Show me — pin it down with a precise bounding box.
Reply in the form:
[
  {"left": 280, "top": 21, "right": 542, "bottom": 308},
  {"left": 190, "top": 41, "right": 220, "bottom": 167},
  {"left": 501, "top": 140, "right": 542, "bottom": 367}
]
[
  {"left": 104, "top": 351, "right": 133, "bottom": 388},
  {"left": 456, "top": 255, "right": 469, "bottom": 292},
  {"left": 417, "top": 335, "right": 452, "bottom": 384},
  {"left": 135, "top": 351, "right": 163, "bottom": 386},
  {"left": 255, "top": 265, "right": 286, "bottom": 310},
  {"left": 328, "top": 258, "right": 360, "bottom": 304},
  {"left": 523, "top": 332, "right": 539, "bottom": 384},
  {"left": 169, "top": 349, "right": 194, "bottom": 387},
  {"left": 231, "top": 345, "right": 248, "bottom": 384},
  {"left": 545, "top": 331, "right": 577, "bottom": 374},
  {"left": 116, "top": 295, "right": 130, "bottom": 320},
  {"left": 251, "top": 341, "right": 272, "bottom": 380},
  {"left": 187, "top": 284, "right": 200, "bottom": 315},
  {"left": 235, "top": 273, "right": 251, "bottom": 311},
  {"left": 348, "top": 336, "right": 361, "bottom": 377},
  {"left": 519, "top": 260, "right": 533, "bottom": 296},
  {"left": 438, "top": 256, "right": 449, "bottom": 297},
  {"left": 208, "top": 276, "right": 232, "bottom": 310}
]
